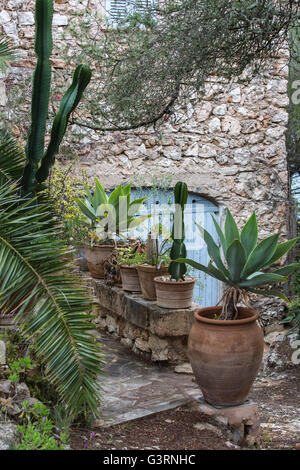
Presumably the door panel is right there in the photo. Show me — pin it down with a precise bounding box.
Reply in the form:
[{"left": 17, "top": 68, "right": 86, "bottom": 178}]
[{"left": 130, "top": 188, "right": 220, "bottom": 306}]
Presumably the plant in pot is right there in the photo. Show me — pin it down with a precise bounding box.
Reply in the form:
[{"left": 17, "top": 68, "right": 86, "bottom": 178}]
[
  {"left": 75, "top": 179, "right": 149, "bottom": 279},
  {"left": 137, "top": 231, "right": 171, "bottom": 301},
  {"left": 154, "top": 182, "right": 195, "bottom": 309},
  {"left": 117, "top": 241, "right": 147, "bottom": 293},
  {"left": 49, "top": 162, "right": 92, "bottom": 271},
  {"left": 177, "top": 209, "right": 299, "bottom": 407}
]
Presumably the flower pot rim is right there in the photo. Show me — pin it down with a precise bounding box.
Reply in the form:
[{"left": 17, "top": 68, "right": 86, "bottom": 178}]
[
  {"left": 137, "top": 264, "right": 169, "bottom": 271},
  {"left": 194, "top": 306, "right": 258, "bottom": 326},
  {"left": 120, "top": 264, "right": 139, "bottom": 270},
  {"left": 153, "top": 276, "right": 195, "bottom": 285}
]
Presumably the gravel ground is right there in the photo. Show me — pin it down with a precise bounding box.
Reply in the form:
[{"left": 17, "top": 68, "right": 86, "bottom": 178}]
[{"left": 70, "top": 369, "right": 300, "bottom": 451}]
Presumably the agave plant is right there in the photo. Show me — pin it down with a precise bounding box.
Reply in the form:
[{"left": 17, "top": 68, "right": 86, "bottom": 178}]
[
  {"left": 178, "top": 209, "right": 300, "bottom": 320},
  {"left": 21, "top": 0, "right": 92, "bottom": 196},
  {"left": 75, "top": 179, "right": 150, "bottom": 241},
  {"left": 0, "top": 131, "right": 104, "bottom": 418}
]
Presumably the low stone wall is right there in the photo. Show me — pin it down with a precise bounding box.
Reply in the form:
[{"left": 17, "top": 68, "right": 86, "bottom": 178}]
[{"left": 91, "top": 279, "right": 198, "bottom": 363}]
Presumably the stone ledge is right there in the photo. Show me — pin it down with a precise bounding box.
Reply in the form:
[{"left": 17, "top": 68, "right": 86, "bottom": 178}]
[
  {"left": 91, "top": 278, "right": 199, "bottom": 362},
  {"left": 92, "top": 279, "right": 198, "bottom": 338}
]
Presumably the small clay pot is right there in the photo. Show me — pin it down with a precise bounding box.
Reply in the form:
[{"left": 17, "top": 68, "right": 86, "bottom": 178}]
[
  {"left": 188, "top": 306, "right": 264, "bottom": 406},
  {"left": 154, "top": 276, "right": 195, "bottom": 309},
  {"left": 120, "top": 265, "right": 142, "bottom": 292},
  {"left": 137, "top": 265, "right": 169, "bottom": 301},
  {"left": 85, "top": 245, "right": 114, "bottom": 279}
]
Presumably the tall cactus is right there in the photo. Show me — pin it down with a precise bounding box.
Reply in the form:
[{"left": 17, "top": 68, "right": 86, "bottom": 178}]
[
  {"left": 21, "top": 0, "right": 91, "bottom": 195},
  {"left": 168, "top": 181, "right": 188, "bottom": 281}
]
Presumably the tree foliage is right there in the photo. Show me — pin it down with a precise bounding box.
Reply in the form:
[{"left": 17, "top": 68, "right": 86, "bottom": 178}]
[{"left": 62, "top": 0, "right": 299, "bottom": 132}]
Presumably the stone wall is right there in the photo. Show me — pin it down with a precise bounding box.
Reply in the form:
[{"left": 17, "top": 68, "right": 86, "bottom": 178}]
[{"left": 0, "top": 0, "right": 293, "bottom": 320}]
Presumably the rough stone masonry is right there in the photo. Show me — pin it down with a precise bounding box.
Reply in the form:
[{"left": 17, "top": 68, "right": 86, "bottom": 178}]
[{"left": 0, "top": 0, "right": 294, "bottom": 321}]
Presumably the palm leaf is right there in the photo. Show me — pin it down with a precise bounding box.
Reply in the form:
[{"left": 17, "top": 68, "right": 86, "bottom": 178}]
[
  {"left": 0, "top": 180, "right": 104, "bottom": 418},
  {"left": 0, "top": 129, "right": 25, "bottom": 184},
  {"left": 0, "top": 36, "right": 17, "bottom": 73}
]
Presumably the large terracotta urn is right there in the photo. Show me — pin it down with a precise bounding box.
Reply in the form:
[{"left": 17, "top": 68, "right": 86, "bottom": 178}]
[{"left": 188, "top": 306, "right": 264, "bottom": 407}]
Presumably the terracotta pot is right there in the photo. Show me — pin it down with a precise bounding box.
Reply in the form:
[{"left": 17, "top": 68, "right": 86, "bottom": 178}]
[
  {"left": 76, "top": 246, "right": 89, "bottom": 272},
  {"left": 85, "top": 245, "right": 114, "bottom": 279},
  {"left": 137, "top": 265, "right": 169, "bottom": 300},
  {"left": 188, "top": 306, "right": 264, "bottom": 407},
  {"left": 120, "top": 265, "right": 141, "bottom": 292},
  {"left": 154, "top": 277, "right": 195, "bottom": 309}
]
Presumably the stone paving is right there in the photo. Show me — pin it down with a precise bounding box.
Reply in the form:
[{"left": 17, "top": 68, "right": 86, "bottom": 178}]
[{"left": 95, "top": 331, "right": 201, "bottom": 427}]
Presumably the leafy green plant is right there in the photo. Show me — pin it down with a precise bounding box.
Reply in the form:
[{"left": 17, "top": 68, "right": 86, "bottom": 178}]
[
  {"left": 20, "top": 0, "right": 91, "bottom": 196},
  {"left": 145, "top": 231, "right": 170, "bottom": 270},
  {"left": 48, "top": 162, "right": 91, "bottom": 246},
  {"left": 75, "top": 179, "right": 150, "bottom": 243},
  {"left": 0, "top": 328, "right": 60, "bottom": 406},
  {"left": 283, "top": 299, "right": 300, "bottom": 334},
  {"left": 19, "top": 400, "right": 50, "bottom": 425},
  {"left": 14, "top": 402, "right": 69, "bottom": 450},
  {"left": 117, "top": 241, "right": 147, "bottom": 267},
  {"left": 168, "top": 182, "right": 188, "bottom": 281},
  {"left": 177, "top": 209, "right": 300, "bottom": 320},
  {"left": 8, "top": 357, "right": 34, "bottom": 383}
]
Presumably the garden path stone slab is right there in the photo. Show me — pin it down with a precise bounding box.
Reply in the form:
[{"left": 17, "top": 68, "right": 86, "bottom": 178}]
[{"left": 96, "top": 331, "right": 201, "bottom": 427}]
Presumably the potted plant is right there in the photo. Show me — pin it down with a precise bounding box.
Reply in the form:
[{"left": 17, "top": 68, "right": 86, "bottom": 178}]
[
  {"left": 177, "top": 209, "right": 299, "bottom": 406},
  {"left": 75, "top": 179, "right": 149, "bottom": 279},
  {"left": 49, "top": 162, "right": 92, "bottom": 271},
  {"left": 137, "top": 232, "right": 170, "bottom": 301},
  {"left": 118, "top": 241, "right": 147, "bottom": 292},
  {"left": 154, "top": 182, "right": 195, "bottom": 309}
]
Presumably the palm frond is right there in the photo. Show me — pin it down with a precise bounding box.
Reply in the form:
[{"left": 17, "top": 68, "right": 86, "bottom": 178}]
[
  {"left": 0, "top": 179, "right": 104, "bottom": 418},
  {"left": 0, "top": 37, "right": 16, "bottom": 73},
  {"left": 0, "top": 128, "right": 25, "bottom": 185}
]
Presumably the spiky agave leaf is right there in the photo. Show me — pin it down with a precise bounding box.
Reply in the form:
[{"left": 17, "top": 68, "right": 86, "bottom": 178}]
[
  {"left": 177, "top": 209, "right": 300, "bottom": 312},
  {"left": 0, "top": 180, "right": 104, "bottom": 418}
]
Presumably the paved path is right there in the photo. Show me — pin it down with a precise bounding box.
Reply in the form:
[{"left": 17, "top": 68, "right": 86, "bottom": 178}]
[{"left": 96, "top": 331, "right": 201, "bottom": 427}]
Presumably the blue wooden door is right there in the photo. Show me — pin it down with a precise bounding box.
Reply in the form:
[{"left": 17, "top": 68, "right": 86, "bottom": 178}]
[{"left": 130, "top": 187, "right": 220, "bottom": 307}]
